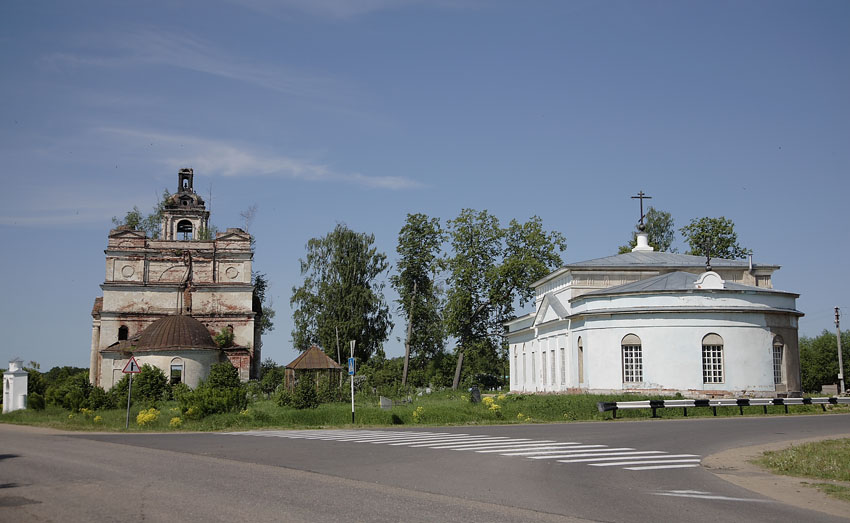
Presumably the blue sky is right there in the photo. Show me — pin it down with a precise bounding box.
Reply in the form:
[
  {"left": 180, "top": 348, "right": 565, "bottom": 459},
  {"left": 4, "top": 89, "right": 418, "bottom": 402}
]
[{"left": 1, "top": 0, "right": 848, "bottom": 370}]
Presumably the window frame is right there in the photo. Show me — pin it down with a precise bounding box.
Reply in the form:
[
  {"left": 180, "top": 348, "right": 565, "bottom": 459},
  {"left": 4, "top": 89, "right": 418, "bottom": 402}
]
[
  {"left": 701, "top": 333, "right": 724, "bottom": 384},
  {"left": 621, "top": 334, "right": 643, "bottom": 384}
]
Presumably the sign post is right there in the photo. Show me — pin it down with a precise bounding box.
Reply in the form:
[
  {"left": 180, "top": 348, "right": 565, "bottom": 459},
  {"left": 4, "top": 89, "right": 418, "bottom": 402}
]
[
  {"left": 349, "top": 340, "right": 356, "bottom": 424},
  {"left": 122, "top": 357, "right": 141, "bottom": 429}
]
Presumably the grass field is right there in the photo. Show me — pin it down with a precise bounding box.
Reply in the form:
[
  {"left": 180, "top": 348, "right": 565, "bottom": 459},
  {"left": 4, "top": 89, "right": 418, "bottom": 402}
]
[
  {"left": 754, "top": 438, "right": 850, "bottom": 503},
  {"left": 2, "top": 390, "right": 847, "bottom": 432}
]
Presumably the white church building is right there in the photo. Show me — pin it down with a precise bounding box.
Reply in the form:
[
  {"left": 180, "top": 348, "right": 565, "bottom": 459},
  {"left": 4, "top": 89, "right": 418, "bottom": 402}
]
[{"left": 506, "top": 232, "right": 803, "bottom": 398}]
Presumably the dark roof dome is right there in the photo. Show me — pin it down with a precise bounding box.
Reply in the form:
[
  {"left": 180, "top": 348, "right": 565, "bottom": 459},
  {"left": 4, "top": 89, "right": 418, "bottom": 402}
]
[{"left": 135, "top": 315, "right": 218, "bottom": 352}]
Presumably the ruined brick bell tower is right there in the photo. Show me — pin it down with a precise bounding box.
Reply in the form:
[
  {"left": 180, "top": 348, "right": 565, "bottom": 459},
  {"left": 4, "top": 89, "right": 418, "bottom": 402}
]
[{"left": 161, "top": 168, "right": 211, "bottom": 241}]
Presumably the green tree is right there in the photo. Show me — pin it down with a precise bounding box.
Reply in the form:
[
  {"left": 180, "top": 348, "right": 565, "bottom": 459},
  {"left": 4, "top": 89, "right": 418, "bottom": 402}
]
[
  {"left": 133, "top": 364, "right": 168, "bottom": 404},
  {"left": 390, "top": 213, "right": 446, "bottom": 386},
  {"left": 680, "top": 216, "right": 750, "bottom": 260},
  {"left": 800, "top": 330, "right": 850, "bottom": 393},
  {"left": 253, "top": 273, "right": 275, "bottom": 336},
  {"left": 205, "top": 361, "right": 242, "bottom": 390},
  {"left": 44, "top": 370, "right": 92, "bottom": 410},
  {"left": 444, "top": 210, "right": 566, "bottom": 387},
  {"left": 618, "top": 207, "right": 676, "bottom": 253},
  {"left": 290, "top": 224, "right": 393, "bottom": 362},
  {"left": 112, "top": 189, "right": 172, "bottom": 239}
]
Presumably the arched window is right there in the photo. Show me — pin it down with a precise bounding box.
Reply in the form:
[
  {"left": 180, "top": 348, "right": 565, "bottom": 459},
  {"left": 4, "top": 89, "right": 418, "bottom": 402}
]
[
  {"left": 621, "top": 334, "right": 642, "bottom": 383},
  {"left": 118, "top": 325, "right": 128, "bottom": 341},
  {"left": 170, "top": 357, "right": 184, "bottom": 385},
  {"left": 177, "top": 220, "right": 193, "bottom": 241},
  {"left": 772, "top": 336, "right": 785, "bottom": 385},
  {"left": 702, "top": 333, "right": 724, "bottom": 384},
  {"left": 577, "top": 337, "right": 584, "bottom": 384}
]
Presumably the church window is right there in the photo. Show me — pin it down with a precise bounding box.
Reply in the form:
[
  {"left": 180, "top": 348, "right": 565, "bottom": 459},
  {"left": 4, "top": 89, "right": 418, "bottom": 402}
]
[
  {"left": 118, "top": 325, "right": 128, "bottom": 341},
  {"left": 577, "top": 337, "right": 584, "bottom": 384},
  {"left": 702, "top": 334, "right": 724, "bottom": 384},
  {"left": 177, "top": 220, "right": 193, "bottom": 240},
  {"left": 622, "top": 334, "right": 642, "bottom": 383},
  {"left": 773, "top": 336, "right": 785, "bottom": 385},
  {"left": 170, "top": 357, "right": 184, "bottom": 385}
]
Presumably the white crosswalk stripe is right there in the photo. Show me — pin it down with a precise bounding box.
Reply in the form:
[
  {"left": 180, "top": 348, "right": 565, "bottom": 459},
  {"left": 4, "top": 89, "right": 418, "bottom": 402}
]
[{"left": 221, "top": 429, "right": 702, "bottom": 471}]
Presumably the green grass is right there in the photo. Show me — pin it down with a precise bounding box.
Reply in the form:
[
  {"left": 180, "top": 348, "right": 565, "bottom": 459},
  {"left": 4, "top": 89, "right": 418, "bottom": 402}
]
[
  {"left": 754, "top": 439, "right": 850, "bottom": 482},
  {"left": 2, "top": 392, "right": 848, "bottom": 432},
  {"left": 754, "top": 438, "right": 850, "bottom": 504}
]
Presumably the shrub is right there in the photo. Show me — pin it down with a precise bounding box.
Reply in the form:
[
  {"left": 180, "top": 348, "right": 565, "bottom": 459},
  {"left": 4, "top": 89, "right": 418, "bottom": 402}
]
[
  {"left": 64, "top": 389, "right": 87, "bottom": 412},
  {"left": 260, "top": 366, "right": 286, "bottom": 395},
  {"left": 45, "top": 371, "right": 91, "bottom": 410},
  {"left": 412, "top": 406, "right": 424, "bottom": 423},
  {"left": 86, "top": 386, "right": 114, "bottom": 410},
  {"left": 136, "top": 408, "right": 160, "bottom": 426},
  {"left": 169, "top": 417, "right": 183, "bottom": 428},
  {"left": 292, "top": 378, "right": 319, "bottom": 409},
  {"left": 133, "top": 365, "right": 168, "bottom": 406},
  {"left": 171, "top": 383, "right": 190, "bottom": 403},
  {"left": 28, "top": 392, "right": 45, "bottom": 410},
  {"left": 175, "top": 363, "right": 247, "bottom": 418},
  {"left": 317, "top": 377, "right": 345, "bottom": 404},
  {"left": 213, "top": 328, "right": 235, "bottom": 348},
  {"left": 276, "top": 387, "right": 293, "bottom": 407},
  {"left": 206, "top": 362, "right": 242, "bottom": 390}
]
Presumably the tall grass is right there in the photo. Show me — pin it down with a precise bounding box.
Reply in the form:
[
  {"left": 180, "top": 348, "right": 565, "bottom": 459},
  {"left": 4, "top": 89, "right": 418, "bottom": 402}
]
[{"left": 2, "top": 392, "right": 846, "bottom": 432}]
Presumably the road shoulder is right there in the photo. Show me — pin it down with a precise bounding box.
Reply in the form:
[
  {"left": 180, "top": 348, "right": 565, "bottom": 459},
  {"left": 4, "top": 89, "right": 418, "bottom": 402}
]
[{"left": 703, "top": 432, "right": 850, "bottom": 519}]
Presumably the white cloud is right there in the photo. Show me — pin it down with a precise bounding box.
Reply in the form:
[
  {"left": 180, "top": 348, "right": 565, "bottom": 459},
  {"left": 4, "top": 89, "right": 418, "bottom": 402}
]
[
  {"left": 225, "top": 0, "right": 476, "bottom": 19},
  {"left": 0, "top": 185, "right": 145, "bottom": 227},
  {"left": 43, "top": 30, "right": 337, "bottom": 98},
  {"left": 103, "top": 127, "right": 423, "bottom": 190}
]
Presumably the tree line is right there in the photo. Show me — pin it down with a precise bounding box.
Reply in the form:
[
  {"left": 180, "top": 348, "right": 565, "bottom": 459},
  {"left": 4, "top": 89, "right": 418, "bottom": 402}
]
[{"left": 288, "top": 208, "right": 754, "bottom": 391}]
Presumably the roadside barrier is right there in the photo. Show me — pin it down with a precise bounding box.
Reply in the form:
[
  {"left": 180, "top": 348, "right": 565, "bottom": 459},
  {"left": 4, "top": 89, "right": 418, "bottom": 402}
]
[{"left": 597, "top": 396, "right": 850, "bottom": 419}]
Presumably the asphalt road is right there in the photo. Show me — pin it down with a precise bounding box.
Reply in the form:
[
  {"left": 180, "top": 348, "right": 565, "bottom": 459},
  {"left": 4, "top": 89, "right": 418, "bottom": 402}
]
[{"left": 2, "top": 414, "right": 849, "bottom": 522}]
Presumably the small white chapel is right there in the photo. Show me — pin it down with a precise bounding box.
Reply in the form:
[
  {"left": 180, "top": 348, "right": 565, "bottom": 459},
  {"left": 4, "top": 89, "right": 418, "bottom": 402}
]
[{"left": 506, "top": 210, "right": 803, "bottom": 398}]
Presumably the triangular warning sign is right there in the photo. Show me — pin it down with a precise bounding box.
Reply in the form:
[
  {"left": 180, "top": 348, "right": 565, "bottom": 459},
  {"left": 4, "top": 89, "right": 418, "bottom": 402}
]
[{"left": 122, "top": 356, "right": 141, "bottom": 374}]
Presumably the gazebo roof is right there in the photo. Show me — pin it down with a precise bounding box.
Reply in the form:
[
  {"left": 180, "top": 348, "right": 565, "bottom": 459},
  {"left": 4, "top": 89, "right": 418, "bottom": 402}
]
[{"left": 286, "top": 345, "right": 343, "bottom": 370}]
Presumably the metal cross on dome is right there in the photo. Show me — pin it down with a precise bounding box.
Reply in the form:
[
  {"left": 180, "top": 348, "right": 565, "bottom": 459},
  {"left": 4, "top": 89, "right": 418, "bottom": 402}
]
[{"left": 631, "top": 191, "right": 652, "bottom": 230}]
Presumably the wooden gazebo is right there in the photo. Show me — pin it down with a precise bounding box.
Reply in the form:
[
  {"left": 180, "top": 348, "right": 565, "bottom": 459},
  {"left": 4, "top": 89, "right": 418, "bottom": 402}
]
[{"left": 284, "top": 345, "right": 344, "bottom": 391}]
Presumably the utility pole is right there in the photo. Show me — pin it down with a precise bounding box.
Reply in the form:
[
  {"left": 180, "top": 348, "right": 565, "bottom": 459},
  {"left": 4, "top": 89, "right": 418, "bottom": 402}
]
[{"left": 837, "top": 307, "right": 845, "bottom": 395}]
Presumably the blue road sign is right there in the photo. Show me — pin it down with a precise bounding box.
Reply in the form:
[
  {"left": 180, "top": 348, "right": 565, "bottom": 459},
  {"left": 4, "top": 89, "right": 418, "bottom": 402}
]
[{"left": 348, "top": 357, "right": 355, "bottom": 375}]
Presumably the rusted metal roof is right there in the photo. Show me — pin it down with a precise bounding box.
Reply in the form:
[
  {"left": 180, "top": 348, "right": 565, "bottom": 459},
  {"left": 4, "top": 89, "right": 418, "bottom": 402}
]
[
  {"left": 134, "top": 314, "right": 218, "bottom": 352},
  {"left": 285, "top": 345, "right": 343, "bottom": 370}
]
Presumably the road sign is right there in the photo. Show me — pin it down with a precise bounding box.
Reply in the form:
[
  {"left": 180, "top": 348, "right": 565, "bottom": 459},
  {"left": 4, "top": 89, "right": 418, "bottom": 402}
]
[
  {"left": 348, "top": 357, "right": 355, "bottom": 375},
  {"left": 122, "top": 357, "right": 141, "bottom": 374}
]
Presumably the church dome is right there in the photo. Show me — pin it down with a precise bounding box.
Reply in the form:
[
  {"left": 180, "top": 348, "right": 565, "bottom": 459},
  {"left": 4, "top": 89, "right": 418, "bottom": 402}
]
[{"left": 135, "top": 315, "right": 218, "bottom": 351}]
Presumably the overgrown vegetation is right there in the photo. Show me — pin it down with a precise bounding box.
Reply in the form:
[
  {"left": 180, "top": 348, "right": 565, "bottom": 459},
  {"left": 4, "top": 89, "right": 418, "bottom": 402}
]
[
  {"left": 176, "top": 362, "right": 248, "bottom": 417},
  {"left": 754, "top": 438, "right": 850, "bottom": 503},
  {"left": 4, "top": 379, "right": 848, "bottom": 432},
  {"left": 799, "top": 330, "right": 850, "bottom": 393},
  {"left": 111, "top": 189, "right": 172, "bottom": 239}
]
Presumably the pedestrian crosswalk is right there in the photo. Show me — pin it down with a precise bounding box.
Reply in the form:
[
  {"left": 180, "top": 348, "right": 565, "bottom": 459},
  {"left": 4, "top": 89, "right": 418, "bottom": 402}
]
[{"left": 222, "top": 429, "right": 701, "bottom": 471}]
